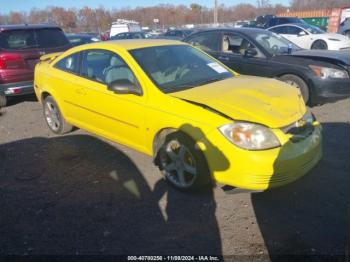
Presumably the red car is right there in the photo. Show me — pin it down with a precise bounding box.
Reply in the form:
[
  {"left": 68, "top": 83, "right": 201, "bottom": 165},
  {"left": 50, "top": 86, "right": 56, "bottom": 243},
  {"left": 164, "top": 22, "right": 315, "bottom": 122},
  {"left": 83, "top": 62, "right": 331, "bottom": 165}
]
[{"left": 0, "top": 24, "right": 71, "bottom": 106}]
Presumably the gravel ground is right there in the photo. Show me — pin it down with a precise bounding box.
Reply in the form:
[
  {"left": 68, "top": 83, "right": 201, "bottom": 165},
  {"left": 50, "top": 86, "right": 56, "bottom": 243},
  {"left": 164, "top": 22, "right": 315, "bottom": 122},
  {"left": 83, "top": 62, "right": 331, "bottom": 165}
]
[{"left": 0, "top": 95, "right": 349, "bottom": 260}]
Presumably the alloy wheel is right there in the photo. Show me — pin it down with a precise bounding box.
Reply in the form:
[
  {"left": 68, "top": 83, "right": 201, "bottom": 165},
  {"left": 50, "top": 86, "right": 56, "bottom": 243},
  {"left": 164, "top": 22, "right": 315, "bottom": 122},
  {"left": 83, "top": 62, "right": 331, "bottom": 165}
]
[
  {"left": 44, "top": 101, "right": 61, "bottom": 132},
  {"left": 286, "top": 80, "right": 299, "bottom": 88},
  {"left": 160, "top": 139, "right": 197, "bottom": 189}
]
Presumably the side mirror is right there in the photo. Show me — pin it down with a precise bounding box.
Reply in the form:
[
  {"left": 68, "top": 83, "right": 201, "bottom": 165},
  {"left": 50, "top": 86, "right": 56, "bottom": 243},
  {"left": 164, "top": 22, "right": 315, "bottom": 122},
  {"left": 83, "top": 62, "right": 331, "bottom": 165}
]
[
  {"left": 244, "top": 48, "right": 258, "bottom": 58},
  {"left": 298, "top": 31, "right": 307, "bottom": 37},
  {"left": 107, "top": 79, "right": 142, "bottom": 96}
]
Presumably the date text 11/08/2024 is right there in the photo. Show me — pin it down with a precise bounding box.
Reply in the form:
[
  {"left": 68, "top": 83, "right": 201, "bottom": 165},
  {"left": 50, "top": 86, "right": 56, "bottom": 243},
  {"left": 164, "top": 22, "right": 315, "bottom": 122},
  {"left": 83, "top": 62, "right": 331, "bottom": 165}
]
[{"left": 127, "top": 256, "right": 221, "bottom": 261}]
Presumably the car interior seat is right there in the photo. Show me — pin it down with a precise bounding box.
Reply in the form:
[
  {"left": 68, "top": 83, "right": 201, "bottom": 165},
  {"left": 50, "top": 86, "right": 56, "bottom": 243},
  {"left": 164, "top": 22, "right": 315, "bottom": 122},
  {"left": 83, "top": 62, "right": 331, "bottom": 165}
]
[
  {"left": 239, "top": 39, "right": 250, "bottom": 55},
  {"left": 222, "top": 36, "right": 230, "bottom": 52},
  {"left": 104, "top": 56, "right": 134, "bottom": 85}
]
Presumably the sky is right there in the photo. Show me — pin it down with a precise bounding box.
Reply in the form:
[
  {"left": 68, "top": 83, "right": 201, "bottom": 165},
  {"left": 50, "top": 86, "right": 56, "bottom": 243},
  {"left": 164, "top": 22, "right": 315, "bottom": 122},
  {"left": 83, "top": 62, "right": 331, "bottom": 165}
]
[{"left": 0, "top": 0, "right": 290, "bottom": 14}]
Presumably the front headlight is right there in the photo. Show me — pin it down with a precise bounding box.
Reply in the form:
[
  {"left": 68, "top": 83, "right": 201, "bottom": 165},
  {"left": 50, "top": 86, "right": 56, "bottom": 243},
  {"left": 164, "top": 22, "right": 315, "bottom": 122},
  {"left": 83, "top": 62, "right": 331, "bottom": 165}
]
[
  {"left": 309, "top": 65, "right": 349, "bottom": 79},
  {"left": 219, "top": 122, "right": 281, "bottom": 150}
]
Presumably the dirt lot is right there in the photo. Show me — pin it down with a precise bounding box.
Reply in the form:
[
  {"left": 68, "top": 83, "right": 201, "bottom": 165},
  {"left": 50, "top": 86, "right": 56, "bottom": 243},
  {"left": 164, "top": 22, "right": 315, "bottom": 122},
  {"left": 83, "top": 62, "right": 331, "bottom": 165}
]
[{"left": 0, "top": 95, "right": 350, "bottom": 259}]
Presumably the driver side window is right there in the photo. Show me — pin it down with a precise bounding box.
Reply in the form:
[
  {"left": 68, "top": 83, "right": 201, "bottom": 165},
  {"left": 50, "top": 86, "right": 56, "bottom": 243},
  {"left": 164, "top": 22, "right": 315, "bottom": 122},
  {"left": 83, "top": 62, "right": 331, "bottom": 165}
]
[
  {"left": 81, "top": 50, "right": 138, "bottom": 87},
  {"left": 222, "top": 33, "right": 258, "bottom": 56},
  {"left": 270, "top": 26, "right": 288, "bottom": 34},
  {"left": 286, "top": 26, "right": 305, "bottom": 35},
  {"left": 187, "top": 33, "right": 218, "bottom": 52}
]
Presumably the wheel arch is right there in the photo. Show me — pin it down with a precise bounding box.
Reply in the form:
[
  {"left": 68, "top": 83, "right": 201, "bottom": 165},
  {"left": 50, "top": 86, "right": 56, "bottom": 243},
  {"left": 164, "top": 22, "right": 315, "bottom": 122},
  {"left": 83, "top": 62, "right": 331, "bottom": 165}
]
[
  {"left": 311, "top": 39, "right": 328, "bottom": 49},
  {"left": 40, "top": 90, "right": 69, "bottom": 120},
  {"left": 41, "top": 91, "right": 51, "bottom": 104},
  {"left": 152, "top": 127, "right": 204, "bottom": 165},
  {"left": 276, "top": 72, "right": 315, "bottom": 104},
  {"left": 276, "top": 71, "right": 313, "bottom": 93},
  {"left": 152, "top": 128, "right": 178, "bottom": 164}
]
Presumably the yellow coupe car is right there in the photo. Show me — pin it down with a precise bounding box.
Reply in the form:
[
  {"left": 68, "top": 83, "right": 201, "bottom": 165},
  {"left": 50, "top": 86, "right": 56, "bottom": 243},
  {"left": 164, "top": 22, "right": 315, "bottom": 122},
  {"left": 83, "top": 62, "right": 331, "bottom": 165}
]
[{"left": 34, "top": 40, "right": 322, "bottom": 191}]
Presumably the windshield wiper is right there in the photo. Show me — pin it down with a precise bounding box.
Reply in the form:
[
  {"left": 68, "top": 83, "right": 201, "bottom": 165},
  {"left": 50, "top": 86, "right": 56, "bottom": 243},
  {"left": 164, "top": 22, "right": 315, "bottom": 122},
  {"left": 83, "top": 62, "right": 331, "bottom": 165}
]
[
  {"left": 194, "top": 76, "right": 227, "bottom": 86},
  {"left": 162, "top": 83, "right": 196, "bottom": 93},
  {"left": 162, "top": 76, "right": 229, "bottom": 93}
]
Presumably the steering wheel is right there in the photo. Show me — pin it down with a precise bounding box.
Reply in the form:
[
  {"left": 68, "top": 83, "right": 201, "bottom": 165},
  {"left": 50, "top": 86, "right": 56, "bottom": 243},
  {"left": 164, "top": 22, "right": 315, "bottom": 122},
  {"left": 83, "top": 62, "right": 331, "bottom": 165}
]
[
  {"left": 163, "top": 66, "right": 179, "bottom": 77},
  {"left": 175, "top": 64, "right": 195, "bottom": 80}
]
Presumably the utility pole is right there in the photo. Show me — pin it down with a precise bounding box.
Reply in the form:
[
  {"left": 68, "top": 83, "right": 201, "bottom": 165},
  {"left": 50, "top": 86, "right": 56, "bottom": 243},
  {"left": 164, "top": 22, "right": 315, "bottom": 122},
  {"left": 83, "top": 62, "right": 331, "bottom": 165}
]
[{"left": 214, "top": 0, "right": 218, "bottom": 26}]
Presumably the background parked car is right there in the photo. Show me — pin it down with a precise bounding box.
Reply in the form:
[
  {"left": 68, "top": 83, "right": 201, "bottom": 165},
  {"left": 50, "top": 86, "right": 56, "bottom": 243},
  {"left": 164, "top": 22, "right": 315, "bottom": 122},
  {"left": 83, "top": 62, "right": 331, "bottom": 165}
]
[
  {"left": 109, "top": 19, "right": 141, "bottom": 38},
  {"left": 277, "top": 7, "right": 350, "bottom": 35},
  {"left": 110, "top": 32, "right": 146, "bottom": 40},
  {"left": 256, "top": 15, "right": 307, "bottom": 28},
  {"left": 158, "top": 29, "right": 195, "bottom": 40},
  {"left": 0, "top": 24, "right": 71, "bottom": 106},
  {"left": 66, "top": 33, "right": 100, "bottom": 47},
  {"left": 184, "top": 28, "right": 350, "bottom": 105},
  {"left": 233, "top": 21, "right": 249, "bottom": 28},
  {"left": 268, "top": 23, "right": 350, "bottom": 50}
]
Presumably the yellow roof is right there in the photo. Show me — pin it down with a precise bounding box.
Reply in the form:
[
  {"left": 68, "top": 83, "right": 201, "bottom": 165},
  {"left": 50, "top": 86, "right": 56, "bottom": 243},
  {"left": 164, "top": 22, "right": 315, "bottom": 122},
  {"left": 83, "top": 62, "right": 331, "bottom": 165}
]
[{"left": 87, "top": 39, "right": 187, "bottom": 50}]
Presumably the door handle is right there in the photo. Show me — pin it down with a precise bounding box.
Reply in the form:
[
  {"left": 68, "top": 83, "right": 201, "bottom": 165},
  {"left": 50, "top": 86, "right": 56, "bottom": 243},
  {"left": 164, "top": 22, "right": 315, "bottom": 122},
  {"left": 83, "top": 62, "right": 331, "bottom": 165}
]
[{"left": 218, "top": 56, "right": 230, "bottom": 61}]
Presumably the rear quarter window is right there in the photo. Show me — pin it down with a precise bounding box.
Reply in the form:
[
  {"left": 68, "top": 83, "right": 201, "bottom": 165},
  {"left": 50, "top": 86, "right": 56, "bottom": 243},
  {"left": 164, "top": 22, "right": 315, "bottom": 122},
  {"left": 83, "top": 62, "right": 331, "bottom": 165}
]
[{"left": 55, "top": 53, "right": 80, "bottom": 74}]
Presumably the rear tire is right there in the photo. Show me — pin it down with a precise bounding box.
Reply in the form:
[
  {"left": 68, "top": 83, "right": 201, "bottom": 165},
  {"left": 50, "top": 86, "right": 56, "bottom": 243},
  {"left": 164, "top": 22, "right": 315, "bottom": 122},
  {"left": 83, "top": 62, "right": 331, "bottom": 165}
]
[
  {"left": 0, "top": 95, "right": 7, "bottom": 107},
  {"left": 43, "top": 96, "right": 73, "bottom": 134},
  {"left": 157, "top": 132, "right": 211, "bottom": 192},
  {"left": 311, "top": 40, "right": 328, "bottom": 50},
  {"left": 279, "top": 74, "right": 310, "bottom": 104}
]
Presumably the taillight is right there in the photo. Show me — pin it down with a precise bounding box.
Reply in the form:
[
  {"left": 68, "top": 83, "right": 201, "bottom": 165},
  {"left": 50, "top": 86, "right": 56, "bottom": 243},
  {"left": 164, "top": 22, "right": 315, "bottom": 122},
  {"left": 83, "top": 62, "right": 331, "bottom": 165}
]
[{"left": 0, "top": 54, "right": 24, "bottom": 69}]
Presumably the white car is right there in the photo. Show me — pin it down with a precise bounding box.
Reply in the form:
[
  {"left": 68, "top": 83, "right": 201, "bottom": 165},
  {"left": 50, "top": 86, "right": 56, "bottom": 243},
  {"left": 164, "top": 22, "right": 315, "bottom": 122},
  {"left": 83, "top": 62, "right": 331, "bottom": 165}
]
[
  {"left": 233, "top": 21, "right": 249, "bottom": 28},
  {"left": 268, "top": 23, "right": 350, "bottom": 50}
]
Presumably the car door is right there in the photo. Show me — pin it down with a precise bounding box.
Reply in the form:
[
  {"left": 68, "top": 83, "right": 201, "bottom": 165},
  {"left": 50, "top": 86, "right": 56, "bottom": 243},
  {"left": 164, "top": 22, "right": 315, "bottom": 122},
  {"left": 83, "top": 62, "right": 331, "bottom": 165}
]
[
  {"left": 284, "top": 26, "right": 310, "bottom": 49},
  {"left": 52, "top": 52, "right": 83, "bottom": 121},
  {"left": 216, "top": 32, "right": 271, "bottom": 77},
  {"left": 72, "top": 49, "right": 147, "bottom": 152}
]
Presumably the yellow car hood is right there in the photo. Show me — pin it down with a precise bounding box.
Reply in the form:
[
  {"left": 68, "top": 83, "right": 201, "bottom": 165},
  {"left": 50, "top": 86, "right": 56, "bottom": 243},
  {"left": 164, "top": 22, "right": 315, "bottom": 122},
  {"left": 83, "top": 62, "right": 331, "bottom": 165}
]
[{"left": 172, "top": 76, "right": 306, "bottom": 128}]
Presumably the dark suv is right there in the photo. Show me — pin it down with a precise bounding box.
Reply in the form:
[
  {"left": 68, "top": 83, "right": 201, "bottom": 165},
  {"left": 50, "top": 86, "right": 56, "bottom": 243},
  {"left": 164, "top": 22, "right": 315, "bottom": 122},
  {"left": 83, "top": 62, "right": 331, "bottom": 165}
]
[
  {"left": 255, "top": 15, "right": 307, "bottom": 28},
  {"left": 0, "top": 24, "right": 71, "bottom": 106}
]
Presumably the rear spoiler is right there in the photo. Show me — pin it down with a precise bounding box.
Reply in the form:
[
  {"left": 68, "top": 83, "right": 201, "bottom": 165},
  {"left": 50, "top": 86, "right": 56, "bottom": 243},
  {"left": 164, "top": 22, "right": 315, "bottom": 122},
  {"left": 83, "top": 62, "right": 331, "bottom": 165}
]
[{"left": 40, "top": 52, "right": 62, "bottom": 63}]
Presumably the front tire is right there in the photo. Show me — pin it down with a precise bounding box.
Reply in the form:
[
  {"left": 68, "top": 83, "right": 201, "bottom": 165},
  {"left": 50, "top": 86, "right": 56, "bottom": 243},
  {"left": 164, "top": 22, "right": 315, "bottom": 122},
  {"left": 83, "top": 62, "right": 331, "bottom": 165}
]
[
  {"left": 279, "top": 74, "right": 310, "bottom": 104},
  {"left": 43, "top": 96, "right": 73, "bottom": 134},
  {"left": 157, "top": 132, "right": 211, "bottom": 192},
  {"left": 311, "top": 40, "right": 328, "bottom": 50}
]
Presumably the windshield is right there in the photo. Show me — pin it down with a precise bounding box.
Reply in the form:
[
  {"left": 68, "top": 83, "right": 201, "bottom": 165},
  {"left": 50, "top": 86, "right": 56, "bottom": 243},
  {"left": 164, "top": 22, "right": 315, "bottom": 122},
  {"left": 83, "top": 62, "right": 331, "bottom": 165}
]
[
  {"left": 251, "top": 31, "right": 301, "bottom": 55},
  {"left": 130, "top": 45, "right": 233, "bottom": 93},
  {"left": 299, "top": 24, "right": 325, "bottom": 34}
]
